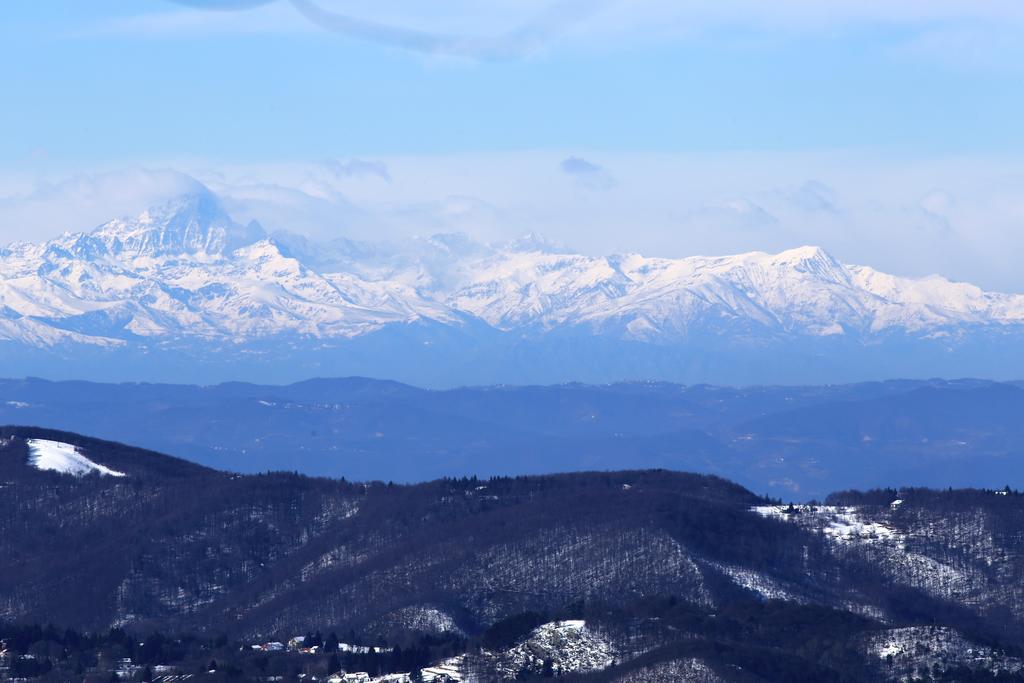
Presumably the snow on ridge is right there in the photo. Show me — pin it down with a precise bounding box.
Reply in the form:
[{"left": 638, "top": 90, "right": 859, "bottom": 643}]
[
  {"left": 863, "top": 626, "right": 1024, "bottom": 679},
  {"left": 752, "top": 505, "right": 899, "bottom": 545},
  {"left": 27, "top": 438, "right": 126, "bottom": 478}
]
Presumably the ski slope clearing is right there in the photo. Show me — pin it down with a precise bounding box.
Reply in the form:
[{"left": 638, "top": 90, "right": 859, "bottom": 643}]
[{"left": 27, "top": 438, "right": 126, "bottom": 478}]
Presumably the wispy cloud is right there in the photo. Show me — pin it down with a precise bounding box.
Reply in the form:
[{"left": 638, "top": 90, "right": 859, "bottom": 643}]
[
  {"left": 890, "top": 23, "right": 1024, "bottom": 71},
  {"left": 288, "top": 0, "right": 611, "bottom": 59},
  {"left": 560, "top": 156, "right": 616, "bottom": 191},
  {"left": 77, "top": 0, "right": 1024, "bottom": 68},
  {"left": 322, "top": 158, "right": 391, "bottom": 183},
  {"left": 77, "top": 2, "right": 307, "bottom": 38},
  {"left": 145, "top": 0, "right": 613, "bottom": 59},
  {"left": 5, "top": 153, "right": 1024, "bottom": 292},
  {"left": 0, "top": 169, "right": 205, "bottom": 242},
  {"left": 691, "top": 199, "right": 778, "bottom": 231},
  {"left": 785, "top": 181, "right": 838, "bottom": 213}
]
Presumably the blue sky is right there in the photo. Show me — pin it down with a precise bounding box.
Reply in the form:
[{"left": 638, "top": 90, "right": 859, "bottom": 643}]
[
  {"left": 1, "top": 1, "right": 1024, "bottom": 289},
  {"left": 2, "top": 1, "right": 1022, "bottom": 160}
]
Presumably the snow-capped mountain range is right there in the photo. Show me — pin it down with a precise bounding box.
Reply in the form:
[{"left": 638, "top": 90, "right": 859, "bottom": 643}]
[{"left": 1, "top": 188, "right": 1022, "bottom": 385}]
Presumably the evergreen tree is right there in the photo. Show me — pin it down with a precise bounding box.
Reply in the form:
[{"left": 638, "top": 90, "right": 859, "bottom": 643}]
[{"left": 542, "top": 658, "right": 555, "bottom": 677}]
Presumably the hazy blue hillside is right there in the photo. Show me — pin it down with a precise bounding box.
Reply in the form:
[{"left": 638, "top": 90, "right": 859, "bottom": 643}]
[{"left": 2, "top": 377, "right": 1020, "bottom": 499}]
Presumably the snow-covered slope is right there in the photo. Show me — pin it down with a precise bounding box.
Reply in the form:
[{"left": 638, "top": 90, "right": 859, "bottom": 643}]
[
  {"left": 27, "top": 438, "right": 126, "bottom": 477},
  {"left": 481, "top": 620, "right": 615, "bottom": 679},
  {"left": 0, "top": 192, "right": 453, "bottom": 345},
  {"left": 2, "top": 188, "right": 1024, "bottom": 360},
  {"left": 446, "top": 244, "right": 1024, "bottom": 339}
]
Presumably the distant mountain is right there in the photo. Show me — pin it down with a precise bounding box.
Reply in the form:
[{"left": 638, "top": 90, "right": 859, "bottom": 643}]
[
  {"left": 4, "top": 427, "right": 1024, "bottom": 682},
  {"left": 2, "top": 376, "right": 1023, "bottom": 498},
  {"left": 2, "top": 188, "right": 1024, "bottom": 385}
]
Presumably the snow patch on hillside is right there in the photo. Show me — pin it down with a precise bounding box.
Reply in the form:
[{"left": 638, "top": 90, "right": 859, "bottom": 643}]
[
  {"left": 754, "top": 504, "right": 998, "bottom": 609},
  {"left": 27, "top": 439, "right": 126, "bottom": 478},
  {"left": 613, "top": 658, "right": 725, "bottom": 682},
  {"left": 863, "top": 626, "right": 1024, "bottom": 681},
  {"left": 753, "top": 505, "right": 900, "bottom": 545},
  {"left": 494, "top": 620, "right": 615, "bottom": 678},
  {"left": 419, "top": 655, "right": 465, "bottom": 681},
  {"left": 709, "top": 562, "right": 805, "bottom": 602}
]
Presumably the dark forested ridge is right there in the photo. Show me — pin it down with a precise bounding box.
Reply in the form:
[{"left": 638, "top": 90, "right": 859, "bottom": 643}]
[
  {"left": 2, "top": 376, "right": 1024, "bottom": 498},
  {"left": 4, "top": 427, "right": 1024, "bottom": 681}
]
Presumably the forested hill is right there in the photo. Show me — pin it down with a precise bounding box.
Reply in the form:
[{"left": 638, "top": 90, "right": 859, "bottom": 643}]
[
  {"left": 4, "top": 427, "right": 1024, "bottom": 680},
  {"left": 1, "top": 426, "right": 761, "bottom": 635}
]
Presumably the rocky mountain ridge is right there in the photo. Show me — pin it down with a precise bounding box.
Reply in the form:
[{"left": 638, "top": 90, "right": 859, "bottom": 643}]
[{"left": 2, "top": 189, "right": 1024, "bottom": 385}]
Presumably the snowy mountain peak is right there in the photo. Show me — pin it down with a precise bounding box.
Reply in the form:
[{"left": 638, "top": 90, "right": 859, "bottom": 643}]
[
  {"left": 769, "top": 245, "right": 847, "bottom": 277},
  {"left": 711, "top": 245, "right": 846, "bottom": 279},
  {"left": 774, "top": 244, "right": 833, "bottom": 262},
  {"left": 90, "top": 189, "right": 266, "bottom": 258}
]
